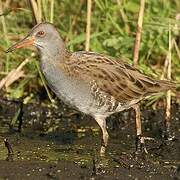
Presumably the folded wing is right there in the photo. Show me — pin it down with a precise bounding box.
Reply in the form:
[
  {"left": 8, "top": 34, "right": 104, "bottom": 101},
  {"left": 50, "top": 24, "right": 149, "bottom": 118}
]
[{"left": 61, "top": 51, "right": 175, "bottom": 103}]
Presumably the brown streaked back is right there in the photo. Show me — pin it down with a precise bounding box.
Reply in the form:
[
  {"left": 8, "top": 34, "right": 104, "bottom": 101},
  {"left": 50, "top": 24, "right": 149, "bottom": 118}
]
[{"left": 59, "top": 51, "right": 176, "bottom": 103}]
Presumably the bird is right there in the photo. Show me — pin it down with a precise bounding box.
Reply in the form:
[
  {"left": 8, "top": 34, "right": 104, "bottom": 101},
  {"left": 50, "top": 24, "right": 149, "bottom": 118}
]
[{"left": 6, "top": 22, "right": 176, "bottom": 156}]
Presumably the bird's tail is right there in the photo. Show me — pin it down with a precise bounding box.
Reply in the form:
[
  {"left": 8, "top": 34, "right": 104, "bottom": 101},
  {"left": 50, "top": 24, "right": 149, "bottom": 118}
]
[
  {"left": 156, "top": 79, "right": 176, "bottom": 92},
  {"left": 145, "top": 78, "right": 176, "bottom": 94}
]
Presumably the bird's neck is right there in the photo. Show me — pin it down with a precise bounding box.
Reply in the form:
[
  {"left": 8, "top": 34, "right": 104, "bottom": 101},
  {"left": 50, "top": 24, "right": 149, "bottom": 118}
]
[
  {"left": 40, "top": 44, "right": 71, "bottom": 64},
  {"left": 40, "top": 44, "right": 72, "bottom": 75}
]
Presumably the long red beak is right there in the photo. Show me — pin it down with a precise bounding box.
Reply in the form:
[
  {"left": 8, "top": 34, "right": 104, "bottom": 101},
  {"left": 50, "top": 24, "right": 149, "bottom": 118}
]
[{"left": 6, "top": 36, "right": 35, "bottom": 53}]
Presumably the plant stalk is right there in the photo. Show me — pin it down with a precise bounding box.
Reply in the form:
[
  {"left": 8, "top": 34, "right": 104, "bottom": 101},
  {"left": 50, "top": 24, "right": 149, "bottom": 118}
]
[
  {"left": 133, "top": 0, "right": 145, "bottom": 67},
  {"left": 85, "top": 0, "right": 92, "bottom": 51}
]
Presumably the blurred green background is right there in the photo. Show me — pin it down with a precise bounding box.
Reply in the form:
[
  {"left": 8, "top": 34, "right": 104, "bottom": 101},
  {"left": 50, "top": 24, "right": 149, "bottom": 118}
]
[{"left": 0, "top": 0, "right": 179, "bottom": 104}]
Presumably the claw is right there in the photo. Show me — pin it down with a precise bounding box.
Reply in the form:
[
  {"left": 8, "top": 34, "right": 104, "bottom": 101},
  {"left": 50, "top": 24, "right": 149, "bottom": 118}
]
[
  {"left": 162, "top": 126, "right": 176, "bottom": 141},
  {"left": 135, "top": 135, "right": 149, "bottom": 154},
  {"left": 100, "top": 145, "right": 106, "bottom": 156}
]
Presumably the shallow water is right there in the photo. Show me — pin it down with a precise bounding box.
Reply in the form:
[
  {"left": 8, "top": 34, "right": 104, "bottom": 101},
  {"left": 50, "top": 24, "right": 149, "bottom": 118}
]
[{"left": 0, "top": 99, "right": 179, "bottom": 179}]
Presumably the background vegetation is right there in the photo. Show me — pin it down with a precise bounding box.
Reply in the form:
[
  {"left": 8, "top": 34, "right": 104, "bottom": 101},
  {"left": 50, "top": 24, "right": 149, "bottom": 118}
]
[{"left": 0, "top": 0, "right": 179, "bottom": 104}]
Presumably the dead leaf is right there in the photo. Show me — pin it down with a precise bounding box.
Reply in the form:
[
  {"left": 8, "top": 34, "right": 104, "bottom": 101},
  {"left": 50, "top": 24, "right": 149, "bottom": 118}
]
[{"left": 0, "top": 58, "right": 30, "bottom": 90}]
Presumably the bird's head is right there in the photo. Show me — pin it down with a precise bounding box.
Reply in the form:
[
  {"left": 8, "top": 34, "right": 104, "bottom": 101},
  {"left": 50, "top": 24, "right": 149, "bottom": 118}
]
[{"left": 6, "top": 22, "right": 65, "bottom": 57}]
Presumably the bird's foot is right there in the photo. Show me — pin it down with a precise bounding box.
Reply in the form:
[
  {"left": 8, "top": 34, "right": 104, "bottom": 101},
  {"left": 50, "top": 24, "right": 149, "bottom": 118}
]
[
  {"left": 162, "top": 125, "right": 176, "bottom": 141},
  {"left": 91, "top": 154, "right": 109, "bottom": 177},
  {"left": 135, "top": 135, "right": 154, "bottom": 154},
  {"left": 100, "top": 145, "right": 106, "bottom": 156}
]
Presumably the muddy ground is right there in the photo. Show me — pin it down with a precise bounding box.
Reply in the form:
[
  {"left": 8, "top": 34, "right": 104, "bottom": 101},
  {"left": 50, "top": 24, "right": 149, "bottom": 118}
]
[{"left": 0, "top": 98, "right": 179, "bottom": 180}]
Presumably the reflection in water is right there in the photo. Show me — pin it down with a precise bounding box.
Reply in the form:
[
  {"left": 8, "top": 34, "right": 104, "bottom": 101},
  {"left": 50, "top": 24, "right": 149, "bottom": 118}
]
[{"left": 4, "top": 138, "right": 13, "bottom": 161}]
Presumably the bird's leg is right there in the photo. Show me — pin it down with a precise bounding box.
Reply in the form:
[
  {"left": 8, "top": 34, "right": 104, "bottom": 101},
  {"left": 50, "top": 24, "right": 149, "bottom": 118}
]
[
  {"left": 133, "top": 105, "right": 148, "bottom": 154},
  {"left": 163, "top": 109, "right": 175, "bottom": 141},
  {"left": 94, "top": 116, "right": 109, "bottom": 156}
]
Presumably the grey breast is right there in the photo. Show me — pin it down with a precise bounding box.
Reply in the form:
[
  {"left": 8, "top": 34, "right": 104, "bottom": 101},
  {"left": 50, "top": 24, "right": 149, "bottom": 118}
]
[{"left": 40, "top": 55, "right": 96, "bottom": 114}]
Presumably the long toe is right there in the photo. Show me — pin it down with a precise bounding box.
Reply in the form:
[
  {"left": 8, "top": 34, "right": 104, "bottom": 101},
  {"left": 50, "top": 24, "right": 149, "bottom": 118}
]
[
  {"left": 162, "top": 127, "right": 176, "bottom": 141},
  {"left": 135, "top": 135, "right": 154, "bottom": 154},
  {"left": 100, "top": 146, "right": 106, "bottom": 156}
]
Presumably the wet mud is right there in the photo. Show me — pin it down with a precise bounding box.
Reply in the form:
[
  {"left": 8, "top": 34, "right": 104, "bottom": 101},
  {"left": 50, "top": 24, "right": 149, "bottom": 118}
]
[{"left": 0, "top": 98, "right": 179, "bottom": 179}]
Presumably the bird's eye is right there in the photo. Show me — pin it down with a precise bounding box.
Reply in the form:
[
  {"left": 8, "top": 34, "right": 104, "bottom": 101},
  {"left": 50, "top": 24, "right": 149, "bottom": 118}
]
[{"left": 37, "top": 31, "right": 45, "bottom": 37}]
